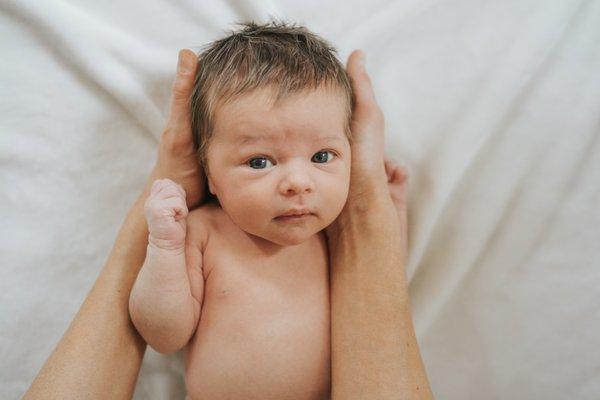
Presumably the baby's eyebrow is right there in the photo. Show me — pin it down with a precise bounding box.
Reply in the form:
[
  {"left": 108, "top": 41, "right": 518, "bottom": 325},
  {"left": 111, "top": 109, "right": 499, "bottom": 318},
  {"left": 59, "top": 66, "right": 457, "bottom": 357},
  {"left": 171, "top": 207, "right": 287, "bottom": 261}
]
[
  {"left": 237, "top": 135, "right": 270, "bottom": 145},
  {"left": 236, "top": 134, "right": 345, "bottom": 145}
]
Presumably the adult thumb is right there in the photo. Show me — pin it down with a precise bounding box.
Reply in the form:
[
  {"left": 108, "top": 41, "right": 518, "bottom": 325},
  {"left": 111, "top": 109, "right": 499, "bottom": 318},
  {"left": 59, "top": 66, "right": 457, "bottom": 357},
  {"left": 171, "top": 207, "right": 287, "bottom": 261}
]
[{"left": 167, "top": 49, "right": 198, "bottom": 130}]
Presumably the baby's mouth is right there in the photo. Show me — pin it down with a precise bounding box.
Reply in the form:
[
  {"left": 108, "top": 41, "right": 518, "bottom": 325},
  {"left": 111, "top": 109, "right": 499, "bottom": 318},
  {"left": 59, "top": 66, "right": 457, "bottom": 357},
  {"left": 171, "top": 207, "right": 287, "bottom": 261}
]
[{"left": 274, "top": 213, "right": 314, "bottom": 222}]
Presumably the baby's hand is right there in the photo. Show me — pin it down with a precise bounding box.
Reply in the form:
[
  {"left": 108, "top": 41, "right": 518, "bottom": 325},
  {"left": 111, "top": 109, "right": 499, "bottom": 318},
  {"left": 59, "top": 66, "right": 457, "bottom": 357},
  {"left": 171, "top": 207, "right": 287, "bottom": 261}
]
[{"left": 144, "top": 179, "right": 188, "bottom": 250}]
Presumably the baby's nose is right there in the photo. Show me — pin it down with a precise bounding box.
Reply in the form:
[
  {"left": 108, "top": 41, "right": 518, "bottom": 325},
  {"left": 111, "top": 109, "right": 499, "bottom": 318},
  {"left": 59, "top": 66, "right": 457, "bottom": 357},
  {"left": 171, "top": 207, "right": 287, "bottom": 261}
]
[{"left": 279, "top": 170, "right": 315, "bottom": 195}]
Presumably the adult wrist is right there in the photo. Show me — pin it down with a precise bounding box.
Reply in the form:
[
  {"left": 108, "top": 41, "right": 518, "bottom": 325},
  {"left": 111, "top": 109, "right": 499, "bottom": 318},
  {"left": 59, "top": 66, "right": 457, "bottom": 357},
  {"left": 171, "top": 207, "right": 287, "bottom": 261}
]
[
  {"left": 329, "top": 205, "right": 397, "bottom": 259},
  {"left": 345, "top": 167, "right": 391, "bottom": 215}
]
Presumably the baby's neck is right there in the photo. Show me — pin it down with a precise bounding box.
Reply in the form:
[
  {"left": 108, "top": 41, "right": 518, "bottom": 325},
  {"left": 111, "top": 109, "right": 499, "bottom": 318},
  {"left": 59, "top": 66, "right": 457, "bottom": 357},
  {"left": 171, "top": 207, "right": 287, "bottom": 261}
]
[{"left": 243, "top": 229, "right": 315, "bottom": 255}]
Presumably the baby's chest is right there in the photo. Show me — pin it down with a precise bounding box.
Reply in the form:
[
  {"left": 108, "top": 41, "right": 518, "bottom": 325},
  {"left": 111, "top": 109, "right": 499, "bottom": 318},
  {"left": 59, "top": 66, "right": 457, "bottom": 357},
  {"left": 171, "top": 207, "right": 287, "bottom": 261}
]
[
  {"left": 184, "top": 235, "right": 332, "bottom": 399},
  {"left": 199, "top": 231, "right": 329, "bottom": 325},
  {"left": 204, "top": 236, "right": 328, "bottom": 304}
]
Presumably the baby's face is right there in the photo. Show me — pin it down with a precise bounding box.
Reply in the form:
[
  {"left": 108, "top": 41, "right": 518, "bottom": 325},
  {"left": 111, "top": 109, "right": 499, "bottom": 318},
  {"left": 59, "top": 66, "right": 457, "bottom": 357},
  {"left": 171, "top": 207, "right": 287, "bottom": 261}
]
[{"left": 206, "top": 86, "right": 351, "bottom": 247}]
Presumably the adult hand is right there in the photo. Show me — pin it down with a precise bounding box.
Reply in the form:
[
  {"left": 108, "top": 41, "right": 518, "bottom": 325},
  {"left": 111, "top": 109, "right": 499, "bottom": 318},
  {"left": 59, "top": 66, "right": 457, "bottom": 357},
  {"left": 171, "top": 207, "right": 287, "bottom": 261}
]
[
  {"left": 20, "top": 51, "right": 206, "bottom": 397},
  {"left": 346, "top": 50, "right": 387, "bottom": 180},
  {"left": 326, "top": 50, "right": 409, "bottom": 264},
  {"left": 325, "top": 51, "right": 431, "bottom": 400},
  {"left": 149, "top": 49, "right": 205, "bottom": 209}
]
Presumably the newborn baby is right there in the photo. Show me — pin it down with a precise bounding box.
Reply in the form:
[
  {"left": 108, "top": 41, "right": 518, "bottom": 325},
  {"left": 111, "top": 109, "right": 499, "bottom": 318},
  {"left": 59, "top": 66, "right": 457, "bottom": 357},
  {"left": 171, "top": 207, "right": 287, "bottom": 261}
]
[{"left": 130, "top": 22, "right": 353, "bottom": 399}]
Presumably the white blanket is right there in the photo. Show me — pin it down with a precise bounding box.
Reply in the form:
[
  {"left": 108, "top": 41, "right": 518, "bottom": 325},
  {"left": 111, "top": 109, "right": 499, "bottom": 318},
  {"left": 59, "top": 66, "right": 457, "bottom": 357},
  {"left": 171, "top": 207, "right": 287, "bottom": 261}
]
[{"left": 2, "top": 0, "right": 599, "bottom": 398}]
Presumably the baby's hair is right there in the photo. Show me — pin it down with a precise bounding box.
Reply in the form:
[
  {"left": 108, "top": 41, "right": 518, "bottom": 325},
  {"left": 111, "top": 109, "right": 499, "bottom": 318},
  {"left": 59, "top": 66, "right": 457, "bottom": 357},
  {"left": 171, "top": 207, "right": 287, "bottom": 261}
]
[{"left": 190, "top": 19, "right": 354, "bottom": 177}]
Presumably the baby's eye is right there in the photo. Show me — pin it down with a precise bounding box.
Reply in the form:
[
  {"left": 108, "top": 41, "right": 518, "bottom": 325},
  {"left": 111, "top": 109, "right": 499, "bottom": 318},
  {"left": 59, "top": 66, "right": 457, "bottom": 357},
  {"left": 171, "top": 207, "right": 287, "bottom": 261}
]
[
  {"left": 312, "top": 150, "right": 335, "bottom": 164},
  {"left": 247, "top": 157, "right": 274, "bottom": 169}
]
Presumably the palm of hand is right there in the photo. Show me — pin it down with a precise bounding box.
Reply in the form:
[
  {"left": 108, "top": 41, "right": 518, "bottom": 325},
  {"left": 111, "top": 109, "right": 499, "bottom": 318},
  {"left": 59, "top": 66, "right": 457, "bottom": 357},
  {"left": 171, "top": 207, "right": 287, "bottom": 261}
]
[
  {"left": 325, "top": 50, "right": 409, "bottom": 265},
  {"left": 152, "top": 50, "right": 205, "bottom": 210}
]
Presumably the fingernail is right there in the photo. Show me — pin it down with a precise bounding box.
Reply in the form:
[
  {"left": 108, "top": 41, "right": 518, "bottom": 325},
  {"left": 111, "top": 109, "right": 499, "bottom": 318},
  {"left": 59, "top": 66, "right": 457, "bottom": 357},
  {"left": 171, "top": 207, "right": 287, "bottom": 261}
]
[{"left": 177, "top": 49, "right": 193, "bottom": 74}]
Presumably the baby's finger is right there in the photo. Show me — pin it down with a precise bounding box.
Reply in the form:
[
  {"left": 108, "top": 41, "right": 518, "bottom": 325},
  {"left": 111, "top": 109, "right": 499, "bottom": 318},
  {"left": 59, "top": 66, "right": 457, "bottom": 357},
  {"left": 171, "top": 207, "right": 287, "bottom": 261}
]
[
  {"left": 173, "top": 182, "right": 186, "bottom": 199},
  {"left": 155, "top": 180, "right": 186, "bottom": 198},
  {"left": 151, "top": 196, "right": 187, "bottom": 217},
  {"left": 164, "top": 197, "right": 189, "bottom": 220},
  {"left": 153, "top": 180, "right": 183, "bottom": 198},
  {"left": 150, "top": 179, "right": 165, "bottom": 195},
  {"left": 173, "top": 206, "right": 188, "bottom": 221}
]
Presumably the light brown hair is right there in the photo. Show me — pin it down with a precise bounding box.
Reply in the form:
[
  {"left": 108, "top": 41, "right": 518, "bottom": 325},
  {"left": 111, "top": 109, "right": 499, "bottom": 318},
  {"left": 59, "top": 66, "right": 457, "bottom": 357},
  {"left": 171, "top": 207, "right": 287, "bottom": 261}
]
[{"left": 190, "top": 20, "right": 354, "bottom": 176}]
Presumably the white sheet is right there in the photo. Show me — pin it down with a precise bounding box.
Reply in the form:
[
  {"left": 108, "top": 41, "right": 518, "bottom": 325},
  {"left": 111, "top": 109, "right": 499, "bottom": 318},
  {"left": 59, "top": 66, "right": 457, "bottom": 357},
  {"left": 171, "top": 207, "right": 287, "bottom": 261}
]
[{"left": 2, "top": 0, "right": 599, "bottom": 398}]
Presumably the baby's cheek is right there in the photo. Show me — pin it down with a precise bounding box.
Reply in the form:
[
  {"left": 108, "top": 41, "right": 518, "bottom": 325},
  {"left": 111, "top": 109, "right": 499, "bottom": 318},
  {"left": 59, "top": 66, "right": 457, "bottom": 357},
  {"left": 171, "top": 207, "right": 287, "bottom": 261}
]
[
  {"left": 325, "top": 181, "right": 349, "bottom": 217},
  {"left": 221, "top": 193, "right": 264, "bottom": 229}
]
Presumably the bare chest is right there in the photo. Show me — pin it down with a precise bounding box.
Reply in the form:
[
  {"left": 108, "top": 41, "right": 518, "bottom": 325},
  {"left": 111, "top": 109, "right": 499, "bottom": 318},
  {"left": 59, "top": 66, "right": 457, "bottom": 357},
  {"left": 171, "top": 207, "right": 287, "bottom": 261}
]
[
  {"left": 199, "top": 225, "right": 330, "bottom": 336},
  {"left": 183, "top": 222, "right": 331, "bottom": 399}
]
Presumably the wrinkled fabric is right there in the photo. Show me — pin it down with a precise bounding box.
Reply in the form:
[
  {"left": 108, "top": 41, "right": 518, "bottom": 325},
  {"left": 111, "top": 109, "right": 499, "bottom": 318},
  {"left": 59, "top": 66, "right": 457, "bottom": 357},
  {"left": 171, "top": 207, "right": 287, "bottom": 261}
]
[{"left": 1, "top": 0, "right": 599, "bottom": 399}]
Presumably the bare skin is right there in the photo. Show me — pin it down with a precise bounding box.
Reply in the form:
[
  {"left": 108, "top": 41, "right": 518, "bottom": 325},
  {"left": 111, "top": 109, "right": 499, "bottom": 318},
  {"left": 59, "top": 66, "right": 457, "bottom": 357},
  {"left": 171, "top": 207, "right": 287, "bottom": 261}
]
[
  {"left": 130, "top": 83, "right": 352, "bottom": 399},
  {"left": 324, "top": 51, "right": 432, "bottom": 399},
  {"left": 384, "top": 157, "right": 409, "bottom": 262},
  {"left": 23, "top": 49, "right": 432, "bottom": 399}
]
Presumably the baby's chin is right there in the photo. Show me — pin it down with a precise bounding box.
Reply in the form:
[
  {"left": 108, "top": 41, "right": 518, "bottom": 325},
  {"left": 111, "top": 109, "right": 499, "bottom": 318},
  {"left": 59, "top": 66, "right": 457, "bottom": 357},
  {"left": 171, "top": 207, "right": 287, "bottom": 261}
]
[
  {"left": 245, "top": 218, "right": 326, "bottom": 247},
  {"left": 265, "top": 226, "right": 321, "bottom": 247}
]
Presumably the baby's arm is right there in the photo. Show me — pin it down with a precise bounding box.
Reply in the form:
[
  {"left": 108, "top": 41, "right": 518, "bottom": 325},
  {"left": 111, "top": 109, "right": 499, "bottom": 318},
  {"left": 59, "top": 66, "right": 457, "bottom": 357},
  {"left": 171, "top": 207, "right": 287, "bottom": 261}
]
[{"left": 128, "top": 179, "right": 203, "bottom": 354}]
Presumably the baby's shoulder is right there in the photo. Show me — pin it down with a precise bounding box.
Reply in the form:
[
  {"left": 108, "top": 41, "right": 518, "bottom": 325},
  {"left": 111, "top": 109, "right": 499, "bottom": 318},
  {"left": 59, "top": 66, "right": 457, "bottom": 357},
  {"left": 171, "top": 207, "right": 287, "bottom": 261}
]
[
  {"left": 188, "top": 202, "right": 218, "bottom": 224},
  {"left": 186, "top": 203, "right": 222, "bottom": 250}
]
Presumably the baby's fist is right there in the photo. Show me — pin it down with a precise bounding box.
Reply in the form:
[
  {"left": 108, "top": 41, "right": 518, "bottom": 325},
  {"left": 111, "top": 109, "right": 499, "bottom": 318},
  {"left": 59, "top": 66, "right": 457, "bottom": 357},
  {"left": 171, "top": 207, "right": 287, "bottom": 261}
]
[{"left": 144, "top": 179, "right": 188, "bottom": 250}]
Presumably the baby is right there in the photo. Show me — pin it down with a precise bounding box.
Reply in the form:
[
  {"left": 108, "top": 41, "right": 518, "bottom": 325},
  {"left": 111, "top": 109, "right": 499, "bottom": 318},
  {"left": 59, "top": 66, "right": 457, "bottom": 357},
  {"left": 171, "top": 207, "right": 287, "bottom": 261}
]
[{"left": 130, "top": 22, "right": 355, "bottom": 399}]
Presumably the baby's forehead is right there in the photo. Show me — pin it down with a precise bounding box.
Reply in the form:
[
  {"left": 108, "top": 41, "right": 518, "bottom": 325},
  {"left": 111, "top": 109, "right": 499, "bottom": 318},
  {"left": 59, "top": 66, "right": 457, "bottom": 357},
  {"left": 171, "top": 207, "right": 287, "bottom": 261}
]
[
  {"left": 212, "top": 86, "right": 348, "bottom": 141},
  {"left": 215, "top": 117, "right": 346, "bottom": 150}
]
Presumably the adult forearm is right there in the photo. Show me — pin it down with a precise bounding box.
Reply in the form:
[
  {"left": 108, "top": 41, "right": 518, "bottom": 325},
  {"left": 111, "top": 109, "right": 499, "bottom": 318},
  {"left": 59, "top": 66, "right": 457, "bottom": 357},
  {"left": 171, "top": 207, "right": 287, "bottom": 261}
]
[
  {"left": 129, "top": 245, "right": 196, "bottom": 354},
  {"left": 23, "top": 178, "right": 157, "bottom": 400},
  {"left": 329, "top": 178, "right": 434, "bottom": 399}
]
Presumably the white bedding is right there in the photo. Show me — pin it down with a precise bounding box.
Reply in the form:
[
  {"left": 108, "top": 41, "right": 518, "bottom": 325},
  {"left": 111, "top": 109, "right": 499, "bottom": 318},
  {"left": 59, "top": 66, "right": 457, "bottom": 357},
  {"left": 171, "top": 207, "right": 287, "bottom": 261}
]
[{"left": 2, "top": 0, "right": 599, "bottom": 398}]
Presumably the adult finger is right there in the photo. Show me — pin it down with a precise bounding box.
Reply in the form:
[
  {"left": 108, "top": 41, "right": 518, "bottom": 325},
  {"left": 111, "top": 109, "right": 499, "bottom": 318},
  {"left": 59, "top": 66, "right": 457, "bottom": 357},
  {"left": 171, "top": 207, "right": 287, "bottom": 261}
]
[
  {"left": 345, "top": 50, "right": 381, "bottom": 116},
  {"left": 345, "top": 50, "right": 385, "bottom": 149},
  {"left": 166, "top": 49, "right": 198, "bottom": 132}
]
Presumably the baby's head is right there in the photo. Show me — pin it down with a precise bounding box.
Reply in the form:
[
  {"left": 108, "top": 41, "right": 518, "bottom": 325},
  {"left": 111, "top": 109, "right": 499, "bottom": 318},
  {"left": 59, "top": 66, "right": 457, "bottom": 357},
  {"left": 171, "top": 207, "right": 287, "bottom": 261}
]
[{"left": 190, "top": 21, "right": 353, "bottom": 247}]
